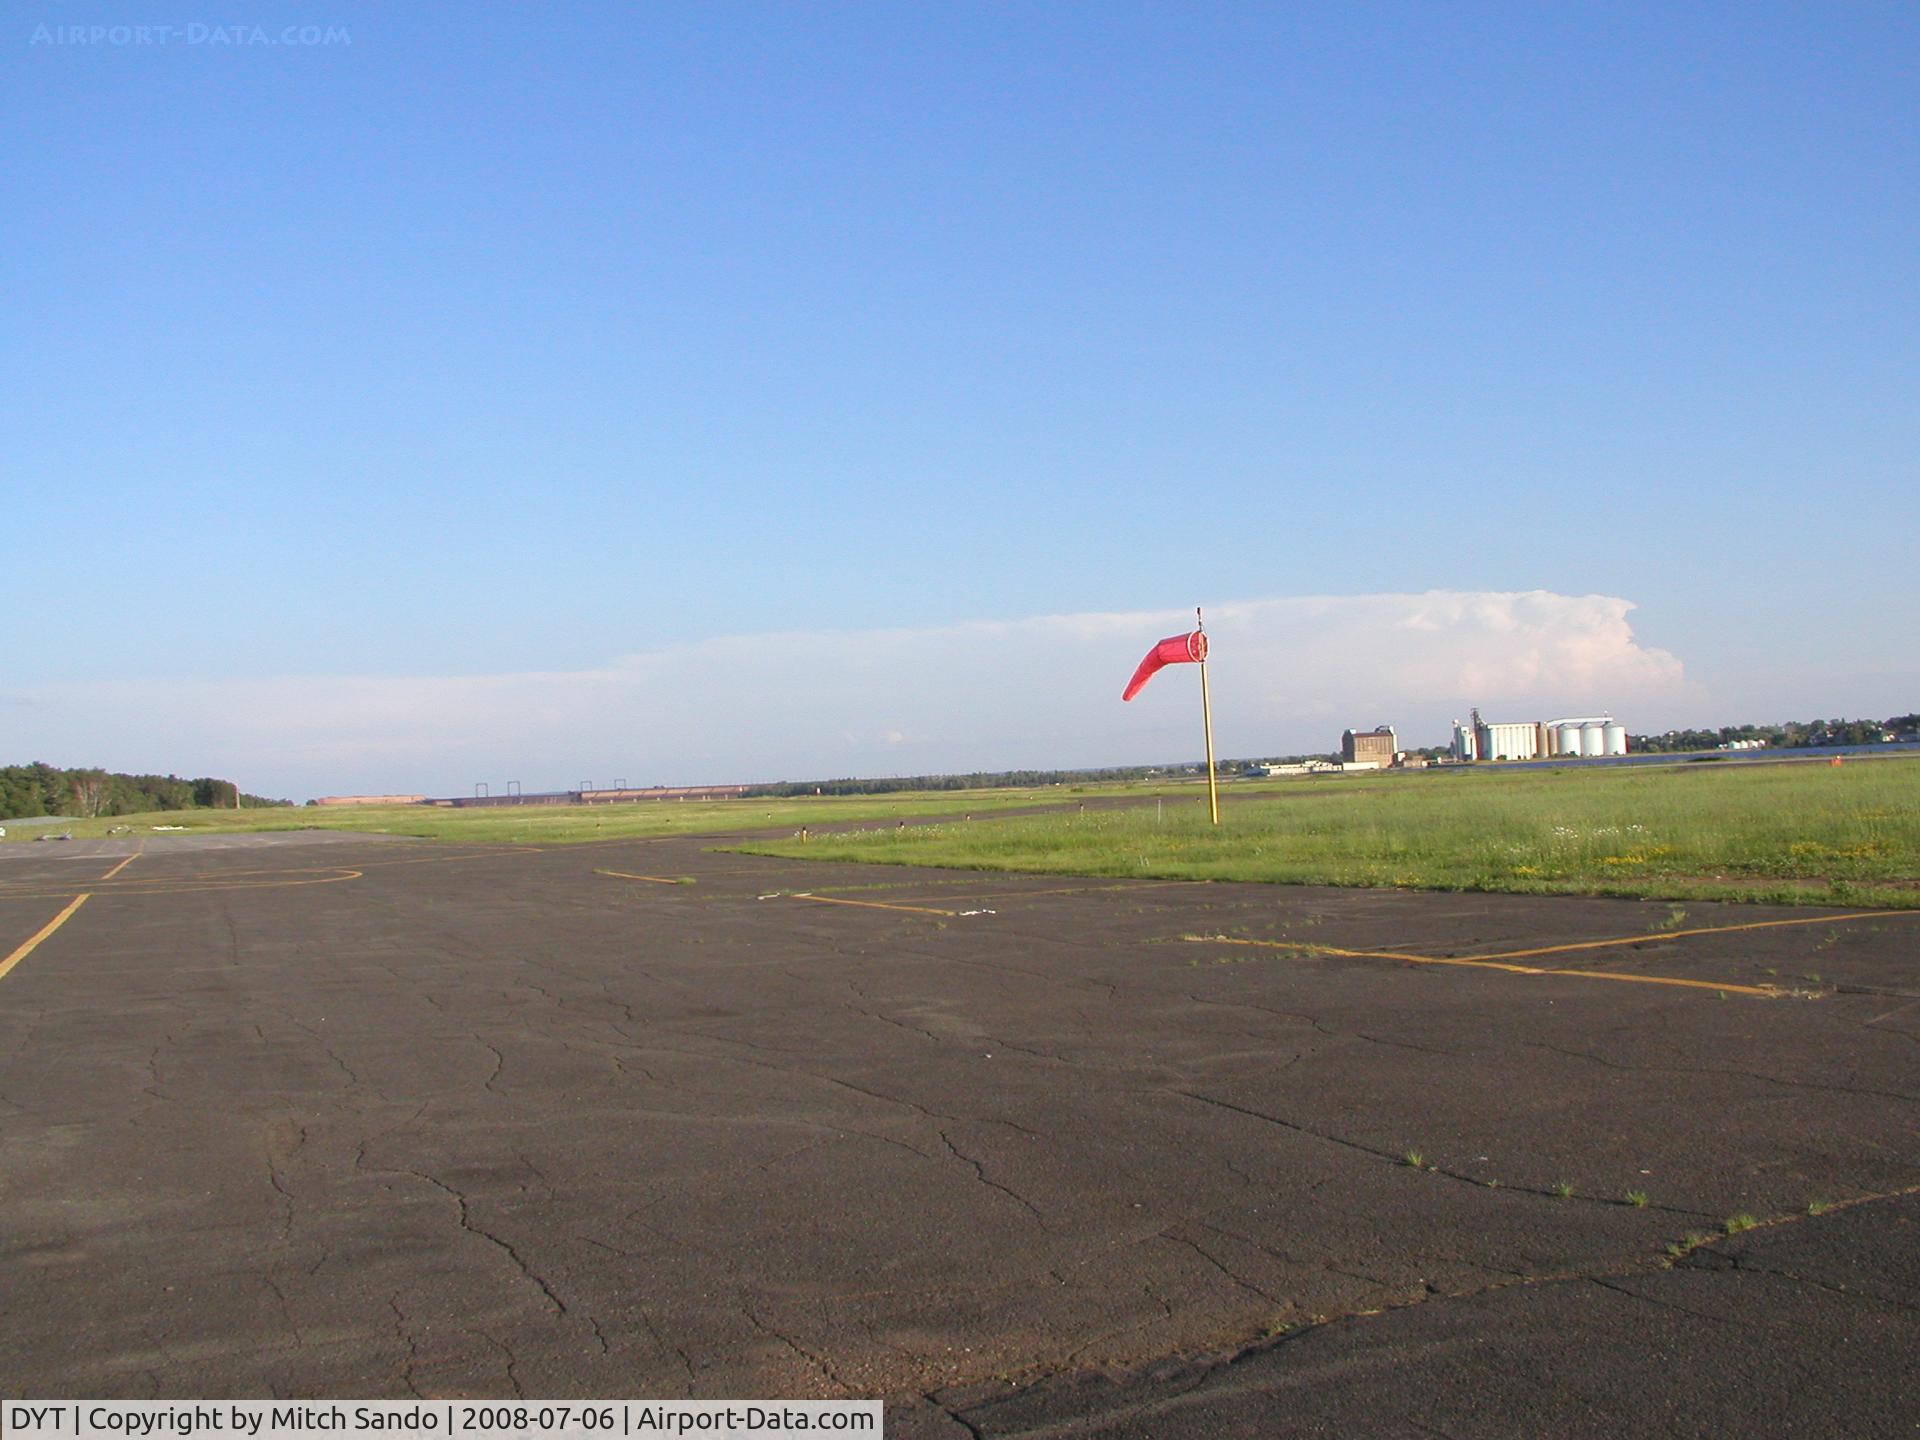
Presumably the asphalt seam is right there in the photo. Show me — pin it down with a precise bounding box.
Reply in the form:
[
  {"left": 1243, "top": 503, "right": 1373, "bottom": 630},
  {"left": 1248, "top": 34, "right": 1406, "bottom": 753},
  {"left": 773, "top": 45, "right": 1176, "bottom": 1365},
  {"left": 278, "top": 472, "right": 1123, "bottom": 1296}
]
[{"left": 933, "top": 1186, "right": 1920, "bottom": 1436}]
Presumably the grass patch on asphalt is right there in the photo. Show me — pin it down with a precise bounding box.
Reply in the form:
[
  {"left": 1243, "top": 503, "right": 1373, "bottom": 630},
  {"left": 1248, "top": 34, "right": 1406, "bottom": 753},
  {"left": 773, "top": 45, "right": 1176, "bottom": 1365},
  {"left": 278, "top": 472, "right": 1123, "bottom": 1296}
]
[{"left": 727, "top": 759, "right": 1920, "bottom": 908}]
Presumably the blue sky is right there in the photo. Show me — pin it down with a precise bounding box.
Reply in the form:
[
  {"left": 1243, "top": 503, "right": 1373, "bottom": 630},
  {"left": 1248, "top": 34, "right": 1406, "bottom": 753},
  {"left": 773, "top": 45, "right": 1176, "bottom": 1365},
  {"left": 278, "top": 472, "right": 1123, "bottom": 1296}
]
[{"left": 4, "top": 3, "right": 1915, "bottom": 796}]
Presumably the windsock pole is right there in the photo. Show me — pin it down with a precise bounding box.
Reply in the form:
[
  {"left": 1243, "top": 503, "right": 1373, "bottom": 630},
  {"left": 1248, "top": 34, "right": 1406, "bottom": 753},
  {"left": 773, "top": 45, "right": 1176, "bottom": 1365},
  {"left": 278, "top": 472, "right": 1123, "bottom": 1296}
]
[{"left": 1197, "top": 607, "right": 1219, "bottom": 825}]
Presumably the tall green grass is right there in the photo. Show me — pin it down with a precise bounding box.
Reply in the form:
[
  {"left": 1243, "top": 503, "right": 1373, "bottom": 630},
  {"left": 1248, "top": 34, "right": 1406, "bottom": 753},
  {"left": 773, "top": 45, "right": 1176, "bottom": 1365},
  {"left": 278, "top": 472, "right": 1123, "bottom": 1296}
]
[
  {"left": 0, "top": 785, "right": 1154, "bottom": 846},
  {"left": 733, "top": 760, "right": 1920, "bottom": 908}
]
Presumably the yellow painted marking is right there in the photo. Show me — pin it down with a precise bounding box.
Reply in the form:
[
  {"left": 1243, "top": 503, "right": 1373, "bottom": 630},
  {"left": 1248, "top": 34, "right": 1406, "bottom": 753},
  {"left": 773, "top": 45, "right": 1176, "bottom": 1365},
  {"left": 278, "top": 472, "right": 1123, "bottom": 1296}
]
[
  {"left": 1538, "top": 967, "right": 1783, "bottom": 995},
  {"left": 881, "top": 880, "right": 1188, "bottom": 906},
  {"left": 595, "top": 869, "right": 691, "bottom": 885},
  {"left": 1460, "top": 909, "right": 1920, "bottom": 965},
  {"left": 0, "top": 869, "right": 362, "bottom": 901},
  {"left": 350, "top": 846, "right": 546, "bottom": 869},
  {"left": 0, "top": 894, "right": 90, "bottom": 982},
  {"left": 789, "top": 892, "right": 959, "bottom": 917},
  {"left": 98, "top": 846, "right": 142, "bottom": 881},
  {"left": 1189, "top": 935, "right": 1784, "bottom": 998}
]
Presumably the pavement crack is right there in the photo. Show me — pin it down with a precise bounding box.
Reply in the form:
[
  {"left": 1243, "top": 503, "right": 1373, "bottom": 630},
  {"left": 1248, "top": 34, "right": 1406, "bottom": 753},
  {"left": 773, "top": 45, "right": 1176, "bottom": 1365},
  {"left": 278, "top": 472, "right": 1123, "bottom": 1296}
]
[
  {"left": 388, "top": 1295, "right": 425, "bottom": 1398},
  {"left": 1725, "top": 1257, "right": 1920, "bottom": 1314},
  {"left": 350, "top": 1102, "right": 431, "bottom": 1176},
  {"left": 471, "top": 1329, "right": 528, "bottom": 1398},
  {"left": 1523, "top": 1041, "right": 1918, "bottom": 1105},
  {"left": 1588, "top": 1275, "right": 1750, "bottom": 1328},
  {"left": 1157, "top": 1228, "right": 1285, "bottom": 1304},
  {"left": 1351, "top": 1030, "right": 1458, "bottom": 1057},
  {"left": 474, "top": 1034, "right": 507, "bottom": 1094},
  {"left": 570, "top": 1031, "right": 674, "bottom": 1086},
  {"left": 323, "top": 1047, "right": 363, "bottom": 1088},
  {"left": 517, "top": 1152, "right": 556, "bottom": 1198},
  {"left": 923, "top": 1395, "right": 985, "bottom": 1440},
  {"left": 1175, "top": 1088, "right": 1715, "bottom": 1214},
  {"left": 637, "top": 1306, "right": 698, "bottom": 1390},
  {"left": 261, "top": 1275, "right": 305, "bottom": 1347},
  {"left": 220, "top": 903, "right": 241, "bottom": 968},
  {"left": 1176, "top": 1089, "right": 1385, "bottom": 1163},
  {"left": 1182, "top": 993, "right": 1340, "bottom": 1038},
  {"left": 267, "top": 1158, "right": 295, "bottom": 1241},
  {"left": 840, "top": 1000, "right": 944, "bottom": 1048},
  {"left": 391, "top": 1168, "right": 569, "bottom": 1316},
  {"left": 1062, "top": 1284, "right": 1181, "bottom": 1368},
  {"left": 652, "top": 1033, "right": 1038, "bottom": 1139},
  {"left": 740, "top": 1297, "right": 850, "bottom": 1393},
  {"left": 936, "top": 1128, "right": 1047, "bottom": 1227}
]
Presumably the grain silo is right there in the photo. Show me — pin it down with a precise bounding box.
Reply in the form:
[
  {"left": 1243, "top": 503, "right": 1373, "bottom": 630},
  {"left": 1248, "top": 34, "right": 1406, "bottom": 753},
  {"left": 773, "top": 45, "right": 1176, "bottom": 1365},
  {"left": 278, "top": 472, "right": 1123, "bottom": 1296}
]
[{"left": 1603, "top": 722, "right": 1628, "bottom": 756}]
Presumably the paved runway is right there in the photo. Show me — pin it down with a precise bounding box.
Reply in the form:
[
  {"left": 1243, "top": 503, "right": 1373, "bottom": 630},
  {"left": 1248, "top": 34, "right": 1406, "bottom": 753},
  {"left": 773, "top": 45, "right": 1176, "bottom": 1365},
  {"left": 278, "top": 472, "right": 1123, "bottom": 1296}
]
[{"left": 2, "top": 831, "right": 1915, "bottom": 1435}]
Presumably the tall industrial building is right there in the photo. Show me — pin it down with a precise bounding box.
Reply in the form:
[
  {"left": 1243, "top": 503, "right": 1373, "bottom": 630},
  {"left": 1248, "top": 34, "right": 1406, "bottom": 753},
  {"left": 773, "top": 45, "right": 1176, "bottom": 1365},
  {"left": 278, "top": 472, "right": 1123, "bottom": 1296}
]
[
  {"left": 1342, "top": 726, "right": 1397, "bottom": 766},
  {"left": 1452, "top": 709, "right": 1627, "bottom": 761}
]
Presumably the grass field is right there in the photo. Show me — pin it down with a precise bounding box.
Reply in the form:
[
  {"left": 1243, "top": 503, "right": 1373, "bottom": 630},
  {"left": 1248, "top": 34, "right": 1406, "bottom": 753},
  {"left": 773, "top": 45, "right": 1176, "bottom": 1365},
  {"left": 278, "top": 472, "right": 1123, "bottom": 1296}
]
[
  {"left": 0, "top": 785, "right": 1140, "bottom": 846},
  {"left": 733, "top": 758, "right": 1920, "bottom": 909}
]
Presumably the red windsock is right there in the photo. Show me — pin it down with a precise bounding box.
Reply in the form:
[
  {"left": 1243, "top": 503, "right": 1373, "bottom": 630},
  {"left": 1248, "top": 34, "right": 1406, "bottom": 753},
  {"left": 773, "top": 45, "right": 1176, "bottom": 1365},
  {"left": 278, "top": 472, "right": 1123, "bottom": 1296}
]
[{"left": 1122, "top": 630, "right": 1208, "bottom": 701}]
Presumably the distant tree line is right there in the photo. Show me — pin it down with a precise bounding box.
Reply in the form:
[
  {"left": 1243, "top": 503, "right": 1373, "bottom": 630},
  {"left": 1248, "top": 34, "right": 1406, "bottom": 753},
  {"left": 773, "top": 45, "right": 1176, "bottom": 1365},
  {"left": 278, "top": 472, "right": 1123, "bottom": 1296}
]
[
  {"left": 0, "top": 763, "right": 289, "bottom": 820},
  {"left": 1629, "top": 714, "right": 1920, "bottom": 754}
]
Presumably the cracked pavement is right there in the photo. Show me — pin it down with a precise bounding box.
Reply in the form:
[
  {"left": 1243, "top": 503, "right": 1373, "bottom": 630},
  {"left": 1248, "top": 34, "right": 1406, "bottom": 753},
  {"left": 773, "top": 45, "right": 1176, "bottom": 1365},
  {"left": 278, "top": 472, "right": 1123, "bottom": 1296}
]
[{"left": 1, "top": 830, "right": 1915, "bottom": 1435}]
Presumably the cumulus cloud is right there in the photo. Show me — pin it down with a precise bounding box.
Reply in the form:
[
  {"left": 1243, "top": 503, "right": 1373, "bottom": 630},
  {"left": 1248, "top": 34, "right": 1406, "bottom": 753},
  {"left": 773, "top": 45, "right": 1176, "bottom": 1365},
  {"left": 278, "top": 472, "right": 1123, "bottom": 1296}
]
[{"left": 7, "top": 591, "right": 1691, "bottom": 798}]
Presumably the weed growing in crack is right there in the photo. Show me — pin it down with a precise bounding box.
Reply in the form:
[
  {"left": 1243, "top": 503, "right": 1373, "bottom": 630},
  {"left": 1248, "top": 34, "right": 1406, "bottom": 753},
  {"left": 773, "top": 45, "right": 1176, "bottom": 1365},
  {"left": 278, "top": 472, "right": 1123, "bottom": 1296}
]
[
  {"left": 1625, "top": 1190, "right": 1650, "bottom": 1207},
  {"left": 1666, "top": 1230, "right": 1716, "bottom": 1260},
  {"left": 1806, "top": 1198, "right": 1833, "bottom": 1216},
  {"left": 1402, "top": 1150, "right": 1425, "bottom": 1169},
  {"left": 1724, "top": 1213, "right": 1759, "bottom": 1235},
  {"left": 1553, "top": 1179, "right": 1576, "bottom": 1198}
]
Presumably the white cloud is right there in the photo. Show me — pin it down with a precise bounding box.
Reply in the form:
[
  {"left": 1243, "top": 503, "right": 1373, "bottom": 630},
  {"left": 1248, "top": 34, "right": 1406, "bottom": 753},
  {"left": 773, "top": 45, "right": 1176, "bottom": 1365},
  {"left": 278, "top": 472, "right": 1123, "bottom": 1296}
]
[{"left": 7, "top": 591, "right": 1693, "bottom": 798}]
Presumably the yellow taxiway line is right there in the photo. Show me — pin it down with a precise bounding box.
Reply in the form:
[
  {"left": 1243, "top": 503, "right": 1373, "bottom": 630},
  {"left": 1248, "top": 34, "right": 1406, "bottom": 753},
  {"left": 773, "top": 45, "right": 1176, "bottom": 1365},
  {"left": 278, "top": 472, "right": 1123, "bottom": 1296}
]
[
  {"left": 594, "top": 869, "right": 692, "bottom": 885},
  {"left": 788, "top": 892, "right": 959, "bottom": 917},
  {"left": 1188, "top": 935, "right": 1785, "bottom": 998},
  {"left": 1187, "top": 908, "right": 1919, "bottom": 998},
  {"left": 877, "top": 879, "right": 1189, "bottom": 906},
  {"left": 98, "top": 846, "right": 142, "bottom": 881},
  {"left": 0, "top": 869, "right": 363, "bottom": 902},
  {"left": 0, "top": 894, "right": 91, "bottom": 983},
  {"left": 1459, "top": 909, "right": 1920, "bottom": 965}
]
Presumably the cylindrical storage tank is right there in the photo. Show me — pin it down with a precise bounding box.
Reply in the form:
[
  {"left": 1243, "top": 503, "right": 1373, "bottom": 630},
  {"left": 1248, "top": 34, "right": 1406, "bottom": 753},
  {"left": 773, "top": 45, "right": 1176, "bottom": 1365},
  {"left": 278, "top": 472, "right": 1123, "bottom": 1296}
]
[
  {"left": 1581, "top": 723, "right": 1606, "bottom": 756},
  {"left": 1604, "top": 723, "right": 1627, "bottom": 756},
  {"left": 1558, "top": 724, "right": 1584, "bottom": 757}
]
